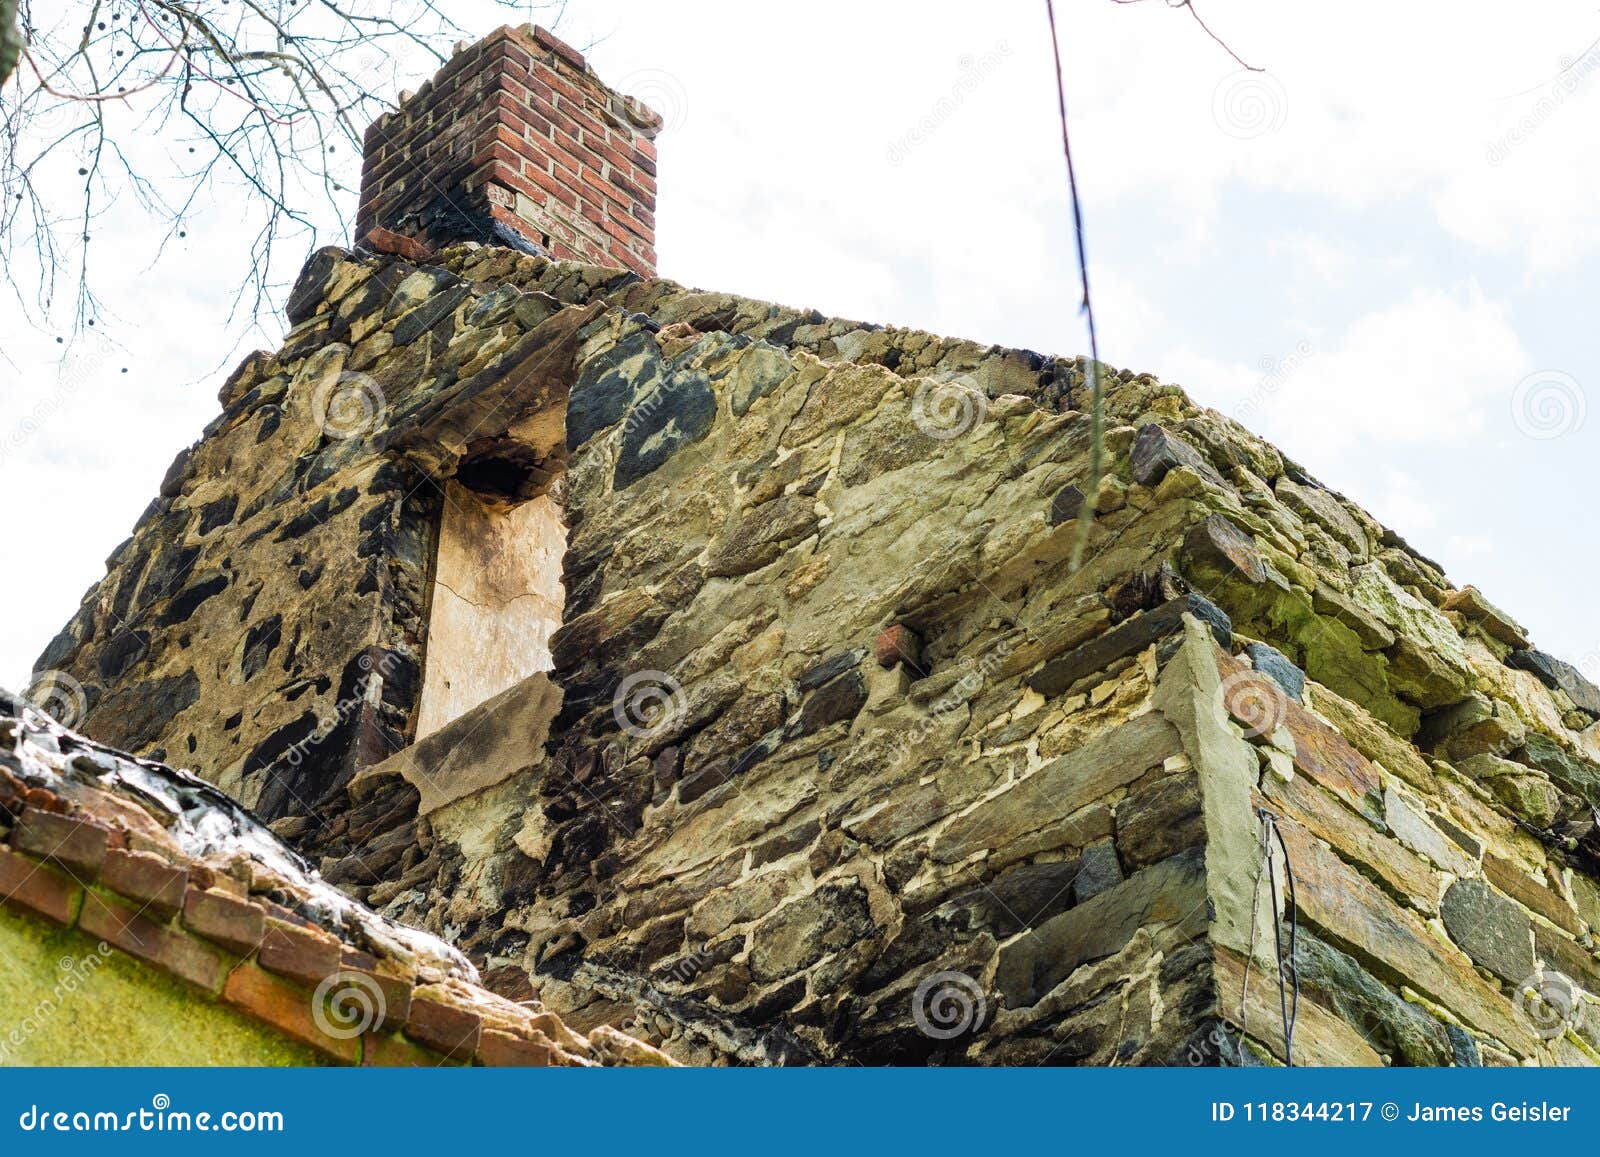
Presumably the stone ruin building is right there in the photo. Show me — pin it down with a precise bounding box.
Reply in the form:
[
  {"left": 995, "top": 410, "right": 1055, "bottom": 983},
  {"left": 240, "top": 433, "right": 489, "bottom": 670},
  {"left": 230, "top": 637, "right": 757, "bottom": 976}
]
[{"left": 8, "top": 24, "right": 1600, "bottom": 1066}]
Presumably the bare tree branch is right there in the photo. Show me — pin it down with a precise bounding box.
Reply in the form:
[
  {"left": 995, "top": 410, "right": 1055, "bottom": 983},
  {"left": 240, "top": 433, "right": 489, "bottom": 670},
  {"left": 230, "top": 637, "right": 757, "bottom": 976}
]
[{"left": 1, "top": 0, "right": 565, "bottom": 336}]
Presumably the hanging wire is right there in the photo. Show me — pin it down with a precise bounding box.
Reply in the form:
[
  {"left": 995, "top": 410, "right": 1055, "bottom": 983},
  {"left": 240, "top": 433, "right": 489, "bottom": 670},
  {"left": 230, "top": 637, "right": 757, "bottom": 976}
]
[
  {"left": 1043, "top": 0, "right": 1105, "bottom": 573},
  {"left": 1257, "top": 811, "right": 1300, "bottom": 1066},
  {"left": 1242, "top": 809, "right": 1300, "bottom": 1066},
  {"left": 1272, "top": 814, "right": 1301, "bottom": 1064}
]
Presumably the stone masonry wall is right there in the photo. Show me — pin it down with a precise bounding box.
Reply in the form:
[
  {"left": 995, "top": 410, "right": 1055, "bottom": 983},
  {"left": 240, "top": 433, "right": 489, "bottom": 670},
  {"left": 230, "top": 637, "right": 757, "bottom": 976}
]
[{"left": 32, "top": 240, "right": 1600, "bottom": 1065}]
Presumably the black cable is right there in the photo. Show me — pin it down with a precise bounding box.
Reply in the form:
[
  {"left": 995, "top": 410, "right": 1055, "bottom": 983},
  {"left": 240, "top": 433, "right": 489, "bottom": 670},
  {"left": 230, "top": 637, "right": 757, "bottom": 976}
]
[{"left": 1266, "top": 815, "right": 1300, "bottom": 1066}]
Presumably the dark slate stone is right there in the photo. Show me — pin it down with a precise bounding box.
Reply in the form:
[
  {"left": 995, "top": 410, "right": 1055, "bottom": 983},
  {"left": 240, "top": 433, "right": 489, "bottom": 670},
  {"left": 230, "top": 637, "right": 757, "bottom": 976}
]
[
  {"left": 793, "top": 669, "right": 868, "bottom": 737},
  {"left": 136, "top": 542, "right": 202, "bottom": 616},
  {"left": 1291, "top": 931, "right": 1455, "bottom": 1065},
  {"left": 729, "top": 728, "right": 784, "bottom": 777},
  {"left": 995, "top": 848, "right": 1206, "bottom": 1008},
  {"left": 796, "top": 648, "right": 867, "bottom": 691},
  {"left": 241, "top": 615, "right": 283, "bottom": 681},
  {"left": 95, "top": 669, "right": 199, "bottom": 752},
  {"left": 1027, "top": 594, "right": 1233, "bottom": 697},
  {"left": 1182, "top": 513, "right": 1268, "bottom": 584},
  {"left": 1445, "top": 1024, "right": 1481, "bottom": 1067},
  {"left": 392, "top": 285, "right": 470, "bottom": 347},
  {"left": 1515, "top": 733, "right": 1600, "bottom": 806},
  {"left": 1508, "top": 650, "right": 1600, "bottom": 717},
  {"left": 613, "top": 371, "right": 717, "bottom": 490},
  {"left": 196, "top": 495, "right": 239, "bottom": 536},
  {"left": 1440, "top": 879, "right": 1534, "bottom": 984},
  {"left": 1244, "top": 642, "right": 1305, "bottom": 703},
  {"left": 1049, "top": 484, "right": 1086, "bottom": 527},
  {"left": 936, "top": 860, "right": 1082, "bottom": 937},
  {"left": 273, "top": 486, "right": 361, "bottom": 542},
  {"left": 97, "top": 630, "right": 150, "bottom": 681},
  {"left": 35, "top": 626, "right": 79, "bottom": 673},
  {"left": 677, "top": 758, "right": 731, "bottom": 806},
  {"left": 1114, "top": 773, "right": 1203, "bottom": 869},
  {"left": 1072, "top": 842, "right": 1123, "bottom": 903},
  {"left": 157, "top": 445, "right": 195, "bottom": 499},
  {"left": 285, "top": 247, "right": 345, "bottom": 324},
  {"left": 567, "top": 329, "right": 664, "bottom": 450},
  {"left": 157, "top": 574, "right": 230, "bottom": 627},
  {"left": 1129, "top": 424, "right": 1226, "bottom": 489}
]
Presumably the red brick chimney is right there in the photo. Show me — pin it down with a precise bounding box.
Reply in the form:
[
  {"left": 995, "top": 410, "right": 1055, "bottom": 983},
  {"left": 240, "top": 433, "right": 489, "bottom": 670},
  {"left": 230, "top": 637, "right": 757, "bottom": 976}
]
[{"left": 356, "top": 25, "right": 659, "bottom": 276}]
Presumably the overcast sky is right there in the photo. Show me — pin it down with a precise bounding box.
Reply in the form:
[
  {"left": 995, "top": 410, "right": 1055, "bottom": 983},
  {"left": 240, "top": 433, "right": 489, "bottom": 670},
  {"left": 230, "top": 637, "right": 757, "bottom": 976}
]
[{"left": 3, "top": 0, "right": 1597, "bottom": 693}]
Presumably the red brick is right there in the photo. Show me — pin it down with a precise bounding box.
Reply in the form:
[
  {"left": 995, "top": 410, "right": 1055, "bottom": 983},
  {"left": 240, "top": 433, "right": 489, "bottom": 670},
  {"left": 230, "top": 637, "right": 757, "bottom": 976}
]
[
  {"left": 14, "top": 807, "right": 110, "bottom": 878},
  {"left": 520, "top": 162, "right": 580, "bottom": 210},
  {"left": 355, "top": 26, "right": 656, "bottom": 276},
  {"left": 364, "top": 226, "right": 433, "bottom": 263},
  {"left": 221, "top": 962, "right": 360, "bottom": 1063},
  {"left": 876, "top": 624, "right": 924, "bottom": 670},
  {"left": 258, "top": 917, "right": 341, "bottom": 985},
  {"left": 477, "top": 1029, "right": 554, "bottom": 1067},
  {"left": 0, "top": 847, "right": 83, "bottom": 925},
  {"left": 81, "top": 891, "right": 227, "bottom": 991},
  {"left": 405, "top": 996, "right": 481, "bottom": 1060},
  {"left": 100, "top": 849, "right": 187, "bottom": 921},
  {"left": 531, "top": 25, "right": 586, "bottom": 71},
  {"left": 182, "top": 888, "right": 266, "bottom": 955}
]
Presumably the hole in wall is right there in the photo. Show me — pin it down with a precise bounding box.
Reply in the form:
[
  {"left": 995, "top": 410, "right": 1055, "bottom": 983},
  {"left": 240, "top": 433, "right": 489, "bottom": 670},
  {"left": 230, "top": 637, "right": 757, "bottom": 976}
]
[{"left": 413, "top": 429, "right": 569, "bottom": 740}]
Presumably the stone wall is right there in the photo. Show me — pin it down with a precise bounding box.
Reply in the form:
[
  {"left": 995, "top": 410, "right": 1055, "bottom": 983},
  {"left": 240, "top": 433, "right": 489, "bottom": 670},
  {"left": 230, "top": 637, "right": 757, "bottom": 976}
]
[{"left": 32, "top": 240, "right": 1600, "bottom": 1065}]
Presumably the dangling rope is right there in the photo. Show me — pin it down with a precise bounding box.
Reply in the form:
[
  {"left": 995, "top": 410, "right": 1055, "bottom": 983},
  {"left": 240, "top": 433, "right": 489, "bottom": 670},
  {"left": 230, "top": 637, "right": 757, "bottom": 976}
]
[{"left": 1043, "top": 0, "right": 1105, "bottom": 574}]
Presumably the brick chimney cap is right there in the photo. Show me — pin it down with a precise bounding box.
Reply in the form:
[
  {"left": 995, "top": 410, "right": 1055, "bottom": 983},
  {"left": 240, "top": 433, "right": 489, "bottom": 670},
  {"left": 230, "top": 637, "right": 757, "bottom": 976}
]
[{"left": 526, "top": 24, "right": 587, "bottom": 72}]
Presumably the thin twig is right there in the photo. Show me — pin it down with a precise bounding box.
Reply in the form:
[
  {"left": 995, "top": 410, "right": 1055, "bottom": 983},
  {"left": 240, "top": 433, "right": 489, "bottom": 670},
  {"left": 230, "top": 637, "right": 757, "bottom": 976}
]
[{"left": 1109, "top": 0, "right": 1262, "bottom": 71}]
